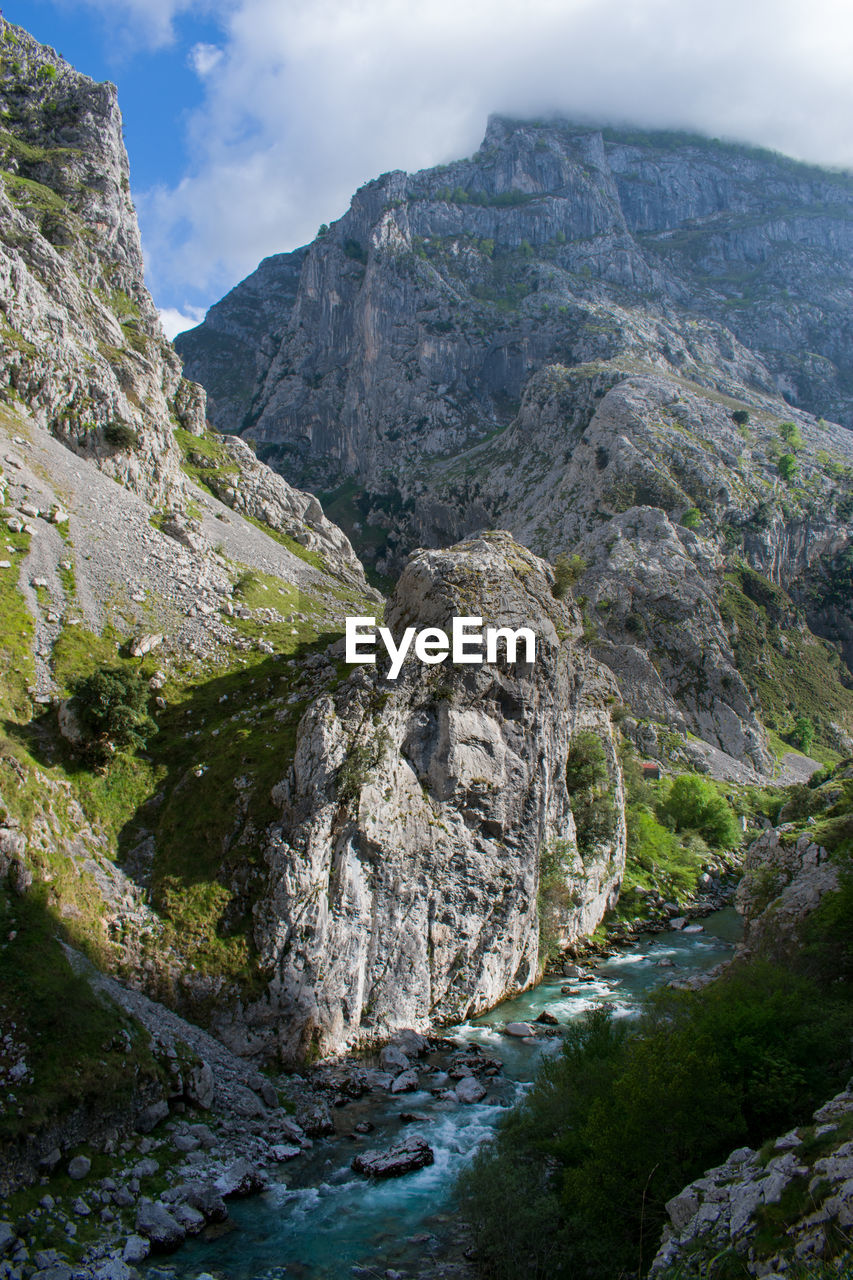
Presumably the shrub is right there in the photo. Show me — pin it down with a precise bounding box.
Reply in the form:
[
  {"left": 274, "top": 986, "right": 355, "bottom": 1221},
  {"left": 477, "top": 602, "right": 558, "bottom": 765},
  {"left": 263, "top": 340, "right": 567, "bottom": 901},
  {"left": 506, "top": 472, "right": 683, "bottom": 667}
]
[
  {"left": 566, "top": 731, "right": 617, "bottom": 858},
  {"left": 779, "top": 420, "right": 803, "bottom": 449},
  {"left": 69, "top": 665, "right": 156, "bottom": 761},
  {"left": 459, "top": 960, "right": 853, "bottom": 1280},
  {"left": 778, "top": 452, "right": 799, "bottom": 482},
  {"left": 661, "top": 775, "right": 740, "bottom": 848},
  {"left": 681, "top": 507, "right": 702, "bottom": 529},
  {"left": 103, "top": 422, "right": 140, "bottom": 451},
  {"left": 731, "top": 409, "right": 750, "bottom": 426},
  {"left": 789, "top": 715, "right": 815, "bottom": 753},
  {"left": 343, "top": 238, "right": 367, "bottom": 264},
  {"left": 552, "top": 553, "right": 586, "bottom": 598}
]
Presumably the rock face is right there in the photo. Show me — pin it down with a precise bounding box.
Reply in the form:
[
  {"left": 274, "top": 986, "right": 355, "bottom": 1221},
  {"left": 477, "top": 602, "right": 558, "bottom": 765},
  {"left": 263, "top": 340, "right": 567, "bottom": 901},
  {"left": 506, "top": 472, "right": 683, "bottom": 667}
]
[
  {"left": 0, "top": 18, "right": 203, "bottom": 504},
  {"left": 652, "top": 1085, "right": 853, "bottom": 1276},
  {"left": 735, "top": 827, "right": 839, "bottom": 959},
  {"left": 226, "top": 532, "right": 625, "bottom": 1063},
  {"left": 179, "top": 114, "right": 853, "bottom": 766},
  {"left": 179, "top": 116, "right": 853, "bottom": 481}
]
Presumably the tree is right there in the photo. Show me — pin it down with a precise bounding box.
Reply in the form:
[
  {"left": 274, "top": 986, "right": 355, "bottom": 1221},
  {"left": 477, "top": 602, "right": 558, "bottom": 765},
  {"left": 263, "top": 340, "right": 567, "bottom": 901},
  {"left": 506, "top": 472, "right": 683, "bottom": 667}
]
[
  {"left": 661, "top": 775, "right": 740, "bottom": 848},
  {"left": 552, "top": 553, "right": 586, "bottom": 599},
  {"left": 790, "top": 715, "right": 815, "bottom": 754},
  {"left": 731, "top": 409, "right": 750, "bottom": 427},
  {"left": 70, "top": 665, "right": 156, "bottom": 762},
  {"left": 779, "top": 452, "right": 799, "bottom": 482},
  {"left": 779, "top": 420, "right": 803, "bottom": 449}
]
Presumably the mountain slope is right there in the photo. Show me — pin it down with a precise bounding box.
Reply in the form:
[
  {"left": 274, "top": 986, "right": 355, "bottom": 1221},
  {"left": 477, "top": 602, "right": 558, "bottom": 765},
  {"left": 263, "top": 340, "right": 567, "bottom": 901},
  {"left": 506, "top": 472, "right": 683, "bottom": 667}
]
[{"left": 178, "top": 116, "right": 853, "bottom": 769}]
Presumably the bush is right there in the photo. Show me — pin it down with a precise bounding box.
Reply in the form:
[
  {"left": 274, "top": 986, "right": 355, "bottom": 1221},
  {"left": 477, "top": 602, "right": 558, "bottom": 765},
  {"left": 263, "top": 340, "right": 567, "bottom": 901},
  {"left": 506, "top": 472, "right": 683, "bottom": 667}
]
[
  {"left": 779, "top": 420, "right": 803, "bottom": 449},
  {"left": 551, "top": 553, "right": 586, "bottom": 599},
  {"left": 789, "top": 715, "right": 815, "bottom": 753},
  {"left": 731, "top": 409, "right": 750, "bottom": 427},
  {"left": 779, "top": 452, "right": 799, "bottom": 482},
  {"left": 681, "top": 507, "right": 702, "bottom": 529},
  {"left": 69, "top": 665, "right": 156, "bottom": 761},
  {"left": 566, "top": 731, "right": 617, "bottom": 858},
  {"left": 661, "top": 775, "right": 741, "bottom": 848},
  {"left": 103, "top": 422, "right": 140, "bottom": 451},
  {"left": 459, "top": 960, "right": 853, "bottom": 1280}
]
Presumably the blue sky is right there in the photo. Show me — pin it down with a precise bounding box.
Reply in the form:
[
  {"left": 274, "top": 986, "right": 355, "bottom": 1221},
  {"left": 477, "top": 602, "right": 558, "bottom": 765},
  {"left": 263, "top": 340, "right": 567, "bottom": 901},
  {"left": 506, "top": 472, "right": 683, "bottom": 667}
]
[{"left": 7, "top": 1, "right": 853, "bottom": 339}]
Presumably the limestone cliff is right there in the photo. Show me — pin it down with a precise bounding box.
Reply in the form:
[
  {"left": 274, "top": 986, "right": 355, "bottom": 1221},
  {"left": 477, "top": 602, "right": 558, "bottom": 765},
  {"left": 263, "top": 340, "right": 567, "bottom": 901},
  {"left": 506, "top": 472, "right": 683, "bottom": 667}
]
[
  {"left": 221, "top": 533, "right": 625, "bottom": 1063},
  {"left": 178, "top": 116, "right": 853, "bottom": 772}
]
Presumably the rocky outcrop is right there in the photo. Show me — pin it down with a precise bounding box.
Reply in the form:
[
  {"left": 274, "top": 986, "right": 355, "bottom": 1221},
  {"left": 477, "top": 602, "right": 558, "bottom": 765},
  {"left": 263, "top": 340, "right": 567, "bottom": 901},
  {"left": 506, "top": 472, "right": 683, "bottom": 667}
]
[
  {"left": 735, "top": 827, "right": 839, "bottom": 960},
  {"left": 178, "top": 115, "right": 853, "bottom": 768},
  {"left": 652, "top": 1085, "right": 853, "bottom": 1276},
  {"left": 222, "top": 532, "right": 625, "bottom": 1064},
  {"left": 204, "top": 435, "right": 372, "bottom": 591},
  {"left": 0, "top": 18, "right": 206, "bottom": 505},
  {"left": 179, "top": 116, "right": 853, "bottom": 479}
]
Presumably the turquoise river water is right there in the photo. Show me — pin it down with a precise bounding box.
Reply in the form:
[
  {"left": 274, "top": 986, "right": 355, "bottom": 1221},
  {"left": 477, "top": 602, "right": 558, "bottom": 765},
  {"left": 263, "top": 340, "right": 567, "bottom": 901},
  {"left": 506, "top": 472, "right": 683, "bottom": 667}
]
[{"left": 154, "top": 909, "right": 742, "bottom": 1280}]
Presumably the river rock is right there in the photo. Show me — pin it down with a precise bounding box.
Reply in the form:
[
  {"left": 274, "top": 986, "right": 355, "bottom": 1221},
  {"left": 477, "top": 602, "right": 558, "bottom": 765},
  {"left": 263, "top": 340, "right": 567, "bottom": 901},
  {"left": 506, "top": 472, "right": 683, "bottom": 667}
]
[
  {"left": 135, "top": 1201, "right": 186, "bottom": 1252},
  {"left": 122, "top": 1236, "right": 150, "bottom": 1264},
  {"left": 215, "top": 1158, "right": 268, "bottom": 1198},
  {"left": 390, "top": 1069, "right": 419, "bottom": 1094},
  {"left": 379, "top": 1045, "right": 411, "bottom": 1073},
  {"left": 390, "top": 1029, "right": 430, "bottom": 1058},
  {"left": 505, "top": 1022, "right": 535, "bottom": 1037},
  {"left": 178, "top": 1181, "right": 228, "bottom": 1223},
  {"left": 455, "top": 1077, "right": 487, "bottom": 1105},
  {"left": 535, "top": 1009, "right": 559, "bottom": 1025},
  {"left": 351, "top": 1136, "right": 435, "bottom": 1178}
]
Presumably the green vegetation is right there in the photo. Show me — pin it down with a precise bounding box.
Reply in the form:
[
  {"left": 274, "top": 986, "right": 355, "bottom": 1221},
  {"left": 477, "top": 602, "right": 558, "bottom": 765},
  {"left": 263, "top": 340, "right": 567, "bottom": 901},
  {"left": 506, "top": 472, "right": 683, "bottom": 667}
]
[
  {"left": 731, "top": 409, "right": 750, "bottom": 428},
  {"left": 69, "top": 664, "right": 157, "bottom": 762},
  {"left": 719, "top": 565, "right": 853, "bottom": 753},
  {"left": 789, "top": 715, "right": 815, "bottom": 754},
  {"left": 779, "top": 420, "right": 803, "bottom": 449},
  {"left": 460, "top": 948, "right": 853, "bottom": 1280},
  {"left": 103, "top": 421, "right": 140, "bottom": 451},
  {"left": 551, "top": 552, "right": 586, "bottom": 598},
  {"left": 680, "top": 506, "right": 702, "bottom": 529},
  {"left": 0, "top": 885, "right": 162, "bottom": 1144},
  {"left": 661, "top": 774, "right": 741, "bottom": 848},
  {"left": 565, "top": 731, "right": 617, "bottom": 859},
  {"left": 778, "top": 452, "right": 799, "bottom": 482}
]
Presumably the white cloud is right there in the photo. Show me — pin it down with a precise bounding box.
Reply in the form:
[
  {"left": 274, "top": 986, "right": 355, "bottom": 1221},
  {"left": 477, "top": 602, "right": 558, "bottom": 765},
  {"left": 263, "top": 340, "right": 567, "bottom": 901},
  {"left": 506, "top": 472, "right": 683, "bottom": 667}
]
[
  {"left": 134, "top": 0, "right": 853, "bottom": 310},
  {"left": 189, "top": 41, "right": 223, "bottom": 77},
  {"left": 59, "top": 0, "right": 204, "bottom": 50},
  {"left": 158, "top": 305, "right": 206, "bottom": 339}
]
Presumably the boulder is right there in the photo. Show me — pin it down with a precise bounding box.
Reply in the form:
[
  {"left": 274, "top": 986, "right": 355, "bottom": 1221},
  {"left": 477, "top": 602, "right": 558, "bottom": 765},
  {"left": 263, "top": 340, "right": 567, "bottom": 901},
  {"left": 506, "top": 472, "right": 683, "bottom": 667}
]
[
  {"left": 215, "top": 1158, "right": 268, "bottom": 1199},
  {"left": 186, "top": 1061, "right": 215, "bottom": 1109},
  {"left": 455, "top": 1077, "right": 487, "bottom": 1105},
  {"left": 67, "top": 1155, "right": 91, "bottom": 1181},
  {"left": 390, "top": 1070, "right": 419, "bottom": 1094},
  {"left": 379, "top": 1045, "right": 410, "bottom": 1073},
  {"left": 135, "top": 1200, "right": 186, "bottom": 1252},
  {"left": 178, "top": 1181, "right": 228, "bottom": 1223},
  {"left": 351, "top": 1136, "right": 435, "bottom": 1179},
  {"left": 135, "top": 1099, "right": 169, "bottom": 1133},
  {"left": 505, "top": 1022, "right": 535, "bottom": 1037},
  {"left": 122, "top": 1236, "right": 150, "bottom": 1264}
]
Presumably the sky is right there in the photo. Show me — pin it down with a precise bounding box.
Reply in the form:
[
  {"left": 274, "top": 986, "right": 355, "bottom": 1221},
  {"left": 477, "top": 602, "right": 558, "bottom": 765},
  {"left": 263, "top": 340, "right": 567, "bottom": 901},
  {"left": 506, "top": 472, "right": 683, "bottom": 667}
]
[{"left": 7, "top": 0, "right": 853, "bottom": 339}]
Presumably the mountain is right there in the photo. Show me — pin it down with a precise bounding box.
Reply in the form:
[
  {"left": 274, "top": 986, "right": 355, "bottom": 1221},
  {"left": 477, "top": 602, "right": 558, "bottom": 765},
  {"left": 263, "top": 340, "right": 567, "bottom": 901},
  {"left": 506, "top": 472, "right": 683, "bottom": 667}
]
[
  {"left": 179, "top": 116, "right": 853, "bottom": 773},
  {"left": 0, "top": 17, "right": 629, "bottom": 1211}
]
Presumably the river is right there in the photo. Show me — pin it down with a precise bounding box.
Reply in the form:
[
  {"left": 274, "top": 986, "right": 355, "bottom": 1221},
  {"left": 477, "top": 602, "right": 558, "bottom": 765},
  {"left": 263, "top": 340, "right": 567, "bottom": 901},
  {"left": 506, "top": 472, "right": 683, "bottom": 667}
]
[{"left": 154, "top": 908, "right": 742, "bottom": 1280}]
